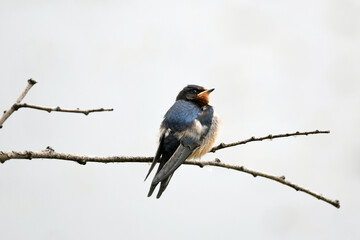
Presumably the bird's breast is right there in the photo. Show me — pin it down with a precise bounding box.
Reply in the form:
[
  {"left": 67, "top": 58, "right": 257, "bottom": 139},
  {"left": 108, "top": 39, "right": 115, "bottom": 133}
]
[{"left": 189, "top": 111, "right": 221, "bottom": 159}]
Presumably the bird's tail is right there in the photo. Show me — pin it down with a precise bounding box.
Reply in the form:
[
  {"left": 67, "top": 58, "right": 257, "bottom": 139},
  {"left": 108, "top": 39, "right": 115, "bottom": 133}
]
[
  {"left": 156, "top": 174, "right": 173, "bottom": 198},
  {"left": 147, "top": 174, "right": 174, "bottom": 198},
  {"left": 147, "top": 185, "right": 157, "bottom": 197}
]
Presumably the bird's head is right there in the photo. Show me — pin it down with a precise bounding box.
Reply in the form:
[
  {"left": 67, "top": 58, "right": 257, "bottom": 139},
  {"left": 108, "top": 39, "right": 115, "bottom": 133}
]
[{"left": 176, "top": 85, "right": 215, "bottom": 105}]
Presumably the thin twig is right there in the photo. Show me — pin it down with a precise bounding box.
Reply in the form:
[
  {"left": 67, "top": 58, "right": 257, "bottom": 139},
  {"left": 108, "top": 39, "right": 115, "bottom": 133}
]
[
  {"left": 0, "top": 79, "right": 37, "bottom": 128},
  {"left": 14, "top": 103, "right": 113, "bottom": 115},
  {"left": 0, "top": 149, "right": 152, "bottom": 165},
  {"left": 187, "top": 159, "right": 340, "bottom": 209},
  {"left": 0, "top": 79, "right": 113, "bottom": 129},
  {"left": 211, "top": 130, "right": 330, "bottom": 153},
  {"left": 0, "top": 148, "right": 340, "bottom": 209}
]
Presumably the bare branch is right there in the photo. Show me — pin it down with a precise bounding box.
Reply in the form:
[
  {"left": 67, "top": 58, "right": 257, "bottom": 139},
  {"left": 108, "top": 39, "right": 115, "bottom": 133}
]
[
  {"left": 211, "top": 130, "right": 330, "bottom": 153},
  {"left": 0, "top": 148, "right": 340, "bottom": 209},
  {"left": 1, "top": 80, "right": 339, "bottom": 208},
  {"left": 0, "top": 79, "right": 37, "bottom": 128},
  {"left": 14, "top": 103, "right": 113, "bottom": 115},
  {"left": 0, "top": 149, "right": 152, "bottom": 165},
  {"left": 0, "top": 79, "right": 113, "bottom": 129},
  {"left": 188, "top": 159, "right": 340, "bottom": 209}
]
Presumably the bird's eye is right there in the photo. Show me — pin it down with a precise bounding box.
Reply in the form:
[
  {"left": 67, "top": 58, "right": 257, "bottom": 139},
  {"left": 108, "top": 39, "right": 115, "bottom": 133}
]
[{"left": 193, "top": 89, "right": 198, "bottom": 93}]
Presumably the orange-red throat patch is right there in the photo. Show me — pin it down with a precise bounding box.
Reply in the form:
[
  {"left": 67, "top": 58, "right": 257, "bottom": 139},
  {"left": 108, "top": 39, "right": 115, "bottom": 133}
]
[{"left": 196, "top": 88, "right": 214, "bottom": 105}]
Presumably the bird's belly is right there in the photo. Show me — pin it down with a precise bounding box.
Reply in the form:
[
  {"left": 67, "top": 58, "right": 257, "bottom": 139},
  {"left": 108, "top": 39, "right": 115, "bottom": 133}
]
[{"left": 189, "top": 112, "right": 221, "bottom": 159}]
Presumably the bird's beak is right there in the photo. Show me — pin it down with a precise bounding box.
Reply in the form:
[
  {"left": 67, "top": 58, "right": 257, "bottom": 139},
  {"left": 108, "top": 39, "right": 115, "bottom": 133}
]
[
  {"left": 196, "top": 88, "right": 215, "bottom": 104},
  {"left": 197, "top": 88, "right": 214, "bottom": 96},
  {"left": 206, "top": 88, "right": 215, "bottom": 93}
]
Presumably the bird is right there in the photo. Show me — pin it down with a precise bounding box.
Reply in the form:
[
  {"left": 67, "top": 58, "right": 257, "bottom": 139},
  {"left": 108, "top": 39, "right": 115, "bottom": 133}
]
[{"left": 145, "top": 84, "right": 220, "bottom": 198}]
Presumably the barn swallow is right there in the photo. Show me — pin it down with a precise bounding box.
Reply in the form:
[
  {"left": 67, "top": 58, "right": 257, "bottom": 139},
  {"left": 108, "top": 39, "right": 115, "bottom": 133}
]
[{"left": 145, "top": 85, "right": 220, "bottom": 198}]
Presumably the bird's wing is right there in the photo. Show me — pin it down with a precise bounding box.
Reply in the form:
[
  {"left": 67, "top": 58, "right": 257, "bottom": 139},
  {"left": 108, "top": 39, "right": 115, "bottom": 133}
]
[
  {"left": 150, "top": 142, "right": 197, "bottom": 186},
  {"left": 151, "top": 105, "right": 215, "bottom": 186},
  {"left": 144, "top": 133, "right": 164, "bottom": 181},
  {"left": 146, "top": 101, "right": 201, "bottom": 180}
]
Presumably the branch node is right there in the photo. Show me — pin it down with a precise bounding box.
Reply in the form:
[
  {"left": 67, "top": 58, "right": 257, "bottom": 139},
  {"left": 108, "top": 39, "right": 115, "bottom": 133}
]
[
  {"left": 279, "top": 175, "right": 286, "bottom": 180},
  {"left": 45, "top": 146, "right": 55, "bottom": 153},
  {"left": 194, "top": 161, "right": 205, "bottom": 168},
  {"left": 77, "top": 160, "right": 87, "bottom": 165},
  {"left": 56, "top": 106, "right": 61, "bottom": 111},
  {"left": 13, "top": 103, "right": 20, "bottom": 111},
  {"left": 215, "top": 158, "right": 221, "bottom": 163},
  {"left": 28, "top": 78, "right": 37, "bottom": 85},
  {"left": 0, "top": 152, "right": 4, "bottom": 163},
  {"left": 26, "top": 151, "right": 33, "bottom": 160}
]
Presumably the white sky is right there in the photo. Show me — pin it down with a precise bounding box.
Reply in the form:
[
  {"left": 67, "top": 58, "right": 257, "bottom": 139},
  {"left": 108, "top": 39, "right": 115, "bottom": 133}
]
[{"left": 0, "top": 0, "right": 359, "bottom": 239}]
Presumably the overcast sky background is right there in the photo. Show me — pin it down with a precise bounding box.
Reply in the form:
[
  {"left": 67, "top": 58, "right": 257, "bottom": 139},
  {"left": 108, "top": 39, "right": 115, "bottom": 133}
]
[{"left": 0, "top": 0, "right": 359, "bottom": 239}]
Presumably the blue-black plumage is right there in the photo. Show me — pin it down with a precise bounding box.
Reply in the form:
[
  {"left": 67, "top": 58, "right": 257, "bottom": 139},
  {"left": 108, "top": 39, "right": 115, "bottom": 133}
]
[{"left": 145, "top": 85, "right": 220, "bottom": 198}]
